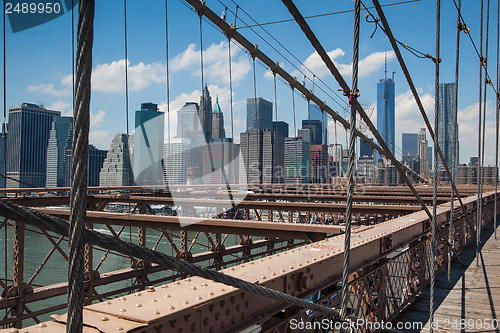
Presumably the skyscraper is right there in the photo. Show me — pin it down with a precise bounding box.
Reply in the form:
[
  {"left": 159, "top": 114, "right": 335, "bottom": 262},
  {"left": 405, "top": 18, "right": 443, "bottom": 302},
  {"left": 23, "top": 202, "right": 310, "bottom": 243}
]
[
  {"left": 301, "top": 119, "right": 323, "bottom": 145},
  {"left": 273, "top": 121, "right": 289, "bottom": 138},
  {"left": 377, "top": 74, "right": 396, "bottom": 157},
  {"left": 177, "top": 102, "right": 200, "bottom": 138},
  {"left": 211, "top": 97, "right": 225, "bottom": 140},
  {"left": 6, "top": 103, "right": 61, "bottom": 188},
  {"left": 46, "top": 116, "right": 73, "bottom": 188},
  {"left": 310, "top": 145, "right": 328, "bottom": 183},
  {"left": 418, "top": 128, "right": 430, "bottom": 177},
  {"left": 284, "top": 136, "right": 310, "bottom": 184},
  {"left": 134, "top": 103, "right": 164, "bottom": 185},
  {"left": 437, "top": 82, "right": 459, "bottom": 170},
  {"left": 164, "top": 137, "right": 191, "bottom": 185},
  {"left": 359, "top": 138, "right": 375, "bottom": 158},
  {"left": 64, "top": 144, "right": 107, "bottom": 187},
  {"left": 200, "top": 85, "right": 213, "bottom": 143},
  {"left": 240, "top": 128, "right": 284, "bottom": 184},
  {"left": 402, "top": 133, "right": 419, "bottom": 159},
  {"left": 246, "top": 97, "right": 273, "bottom": 131},
  {"left": 201, "top": 139, "right": 240, "bottom": 184},
  {"left": 99, "top": 133, "right": 134, "bottom": 186},
  {"left": 309, "top": 103, "right": 328, "bottom": 145}
]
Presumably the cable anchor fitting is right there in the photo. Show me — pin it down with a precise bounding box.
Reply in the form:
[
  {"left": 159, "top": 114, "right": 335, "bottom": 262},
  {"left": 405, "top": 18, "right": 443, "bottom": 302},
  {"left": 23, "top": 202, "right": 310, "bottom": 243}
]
[
  {"left": 480, "top": 57, "right": 487, "bottom": 67},
  {"left": 348, "top": 90, "right": 360, "bottom": 105}
]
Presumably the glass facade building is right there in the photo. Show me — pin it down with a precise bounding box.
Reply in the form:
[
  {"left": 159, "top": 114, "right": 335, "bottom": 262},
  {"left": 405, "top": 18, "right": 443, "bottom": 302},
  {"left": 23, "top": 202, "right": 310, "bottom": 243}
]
[
  {"left": 46, "top": 116, "right": 73, "bottom": 188},
  {"left": 437, "top": 82, "right": 459, "bottom": 170},
  {"left": 402, "top": 133, "right": 418, "bottom": 159},
  {"left": 99, "top": 133, "right": 134, "bottom": 186},
  {"left": 377, "top": 77, "right": 395, "bottom": 157},
  {"left": 246, "top": 97, "right": 273, "bottom": 131},
  {"left": 6, "top": 103, "right": 61, "bottom": 188}
]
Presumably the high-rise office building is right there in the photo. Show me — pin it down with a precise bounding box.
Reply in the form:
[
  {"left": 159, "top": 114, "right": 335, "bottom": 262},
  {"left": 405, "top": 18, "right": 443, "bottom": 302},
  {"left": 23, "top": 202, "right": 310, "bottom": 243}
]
[
  {"left": 377, "top": 75, "right": 396, "bottom": 157},
  {"left": 359, "top": 138, "right": 374, "bottom": 158},
  {"left": 309, "top": 103, "right": 328, "bottom": 145},
  {"left": 46, "top": 116, "right": 73, "bottom": 188},
  {"left": 301, "top": 119, "right": 323, "bottom": 145},
  {"left": 64, "top": 144, "right": 107, "bottom": 187},
  {"left": 134, "top": 103, "right": 164, "bottom": 185},
  {"left": 402, "top": 133, "right": 418, "bottom": 159},
  {"left": 6, "top": 103, "right": 61, "bottom": 188},
  {"left": 273, "top": 121, "right": 289, "bottom": 138},
  {"left": 239, "top": 128, "right": 284, "bottom": 184},
  {"left": 328, "top": 143, "right": 343, "bottom": 176},
  {"left": 99, "top": 133, "right": 134, "bottom": 186},
  {"left": 437, "top": 82, "right": 459, "bottom": 170},
  {"left": 418, "top": 128, "right": 430, "bottom": 177},
  {"left": 211, "top": 97, "right": 225, "bottom": 140},
  {"left": 164, "top": 137, "right": 191, "bottom": 185},
  {"left": 310, "top": 144, "right": 328, "bottom": 183},
  {"left": 177, "top": 102, "right": 200, "bottom": 138},
  {"left": 201, "top": 139, "right": 240, "bottom": 184},
  {"left": 246, "top": 97, "right": 273, "bottom": 131},
  {"left": 284, "top": 136, "right": 310, "bottom": 184},
  {"left": 200, "top": 85, "right": 213, "bottom": 143}
]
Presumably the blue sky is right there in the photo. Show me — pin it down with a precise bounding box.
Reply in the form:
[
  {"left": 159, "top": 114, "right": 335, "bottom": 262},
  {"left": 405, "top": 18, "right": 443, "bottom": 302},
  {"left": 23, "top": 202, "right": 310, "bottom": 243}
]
[{"left": 2, "top": 0, "right": 499, "bottom": 166}]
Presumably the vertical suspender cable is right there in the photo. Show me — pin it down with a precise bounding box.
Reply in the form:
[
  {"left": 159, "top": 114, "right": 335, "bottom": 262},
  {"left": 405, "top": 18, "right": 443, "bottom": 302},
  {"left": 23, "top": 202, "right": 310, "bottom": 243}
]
[
  {"left": 449, "top": 0, "right": 461, "bottom": 286},
  {"left": 342, "top": 0, "right": 359, "bottom": 320},
  {"left": 495, "top": 0, "right": 499, "bottom": 240},
  {"left": 291, "top": 86, "right": 298, "bottom": 185},
  {"left": 124, "top": 0, "right": 129, "bottom": 137},
  {"left": 165, "top": 0, "right": 171, "bottom": 187},
  {"left": 228, "top": 35, "right": 236, "bottom": 183},
  {"left": 68, "top": 0, "right": 94, "bottom": 331},
  {"left": 430, "top": 0, "right": 440, "bottom": 331},
  {"left": 477, "top": 0, "right": 484, "bottom": 267}
]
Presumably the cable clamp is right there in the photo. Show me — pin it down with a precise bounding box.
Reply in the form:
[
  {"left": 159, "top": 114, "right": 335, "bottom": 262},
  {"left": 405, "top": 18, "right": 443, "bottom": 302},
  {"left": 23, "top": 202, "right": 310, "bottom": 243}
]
[
  {"left": 480, "top": 56, "right": 487, "bottom": 67},
  {"left": 486, "top": 78, "right": 493, "bottom": 86},
  {"left": 348, "top": 90, "right": 360, "bottom": 105},
  {"left": 427, "top": 54, "right": 441, "bottom": 64},
  {"left": 458, "top": 22, "right": 470, "bottom": 34},
  {"left": 197, "top": 1, "right": 206, "bottom": 17},
  {"left": 251, "top": 44, "right": 259, "bottom": 58}
]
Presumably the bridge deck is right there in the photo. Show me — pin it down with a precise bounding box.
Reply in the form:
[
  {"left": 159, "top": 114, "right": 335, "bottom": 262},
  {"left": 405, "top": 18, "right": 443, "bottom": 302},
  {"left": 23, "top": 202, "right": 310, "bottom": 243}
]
[{"left": 397, "top": 221, "right": 500, "bottom": 332}]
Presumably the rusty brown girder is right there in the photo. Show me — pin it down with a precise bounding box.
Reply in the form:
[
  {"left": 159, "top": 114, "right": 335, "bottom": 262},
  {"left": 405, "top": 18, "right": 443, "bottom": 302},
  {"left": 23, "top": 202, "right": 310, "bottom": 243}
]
[{"left": 12, "top": 191, "right": 497, "bottom": 333}]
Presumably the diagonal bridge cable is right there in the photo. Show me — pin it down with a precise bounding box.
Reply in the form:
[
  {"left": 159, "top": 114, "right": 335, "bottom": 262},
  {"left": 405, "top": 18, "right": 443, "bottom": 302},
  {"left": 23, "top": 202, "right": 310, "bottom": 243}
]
[{"left": 0, "top": 200, "right": 405, "bottom": 333}]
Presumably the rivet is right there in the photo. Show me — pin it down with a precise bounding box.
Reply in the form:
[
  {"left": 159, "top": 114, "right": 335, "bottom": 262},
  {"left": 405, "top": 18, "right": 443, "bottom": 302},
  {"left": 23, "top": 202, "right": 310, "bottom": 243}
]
[
  {"left": 38, "top": 323, "right": 47, "bottom": 328},
  {"left": 250, "top": 262, "right": 254, "bottom": 265},
  {"left": 298, "top": 263, "right": 302, "bottom": 267},
  {"left": 161, "top": 284, "right": 169, "bottom": 288},
  {"left": 289, "top": 266, "right": 294, "bottom": 270},
  {"left": 119, "top": 308, "right": 126, "bottom": 312},
  {"left": 271, "top": 272, "right": 277, "bottom": 276},
  {"left": 116, "top": 328, "right": 124, "bottom": 332},
  {"left": 169, "top": 305, "right": 176, "bottom": 310},
  {"left": 101, "top": 317, "right": 109, "bottom": 321},
  {"left": 135, "top": 303, "right": 142, "bottom": 307},
  {"left": 241, "top": 264, "right": 245, "bottom": 267},
  {"left": 281, "top": 269, "right": 286, "bottom": 273},
  {"left": 197, "top": 296, "right": 203, "bottom": 301},
  {"left": 191, "top": 286, "right": 197, "bottom": 290},
  {"left": 166, "top": 294, "right": 171, "bottom": 298},
  {"left": 9, "top": 329, "right": 19, "bottom": 333},
  {"left": 201, "top": 283, "right": 208, "bottom": 287},
  {"left": 119, "top": 297, "right": 126, "bottom": 301},
  {"left": 261, "top": 276, "right": 266, "bottom": 280},
  {"left": 153, "top": 311, "right": 160, "bottom": 315},
  {"left": 209, "top": 292, "right": 214, "bottom": 296},
  {"left": 220, "top": 288, "right": 225, "bottom": 292},
  {"left": 230, "top": 267, "right": 235, "bottom": 271},
  {"left": 175, "top": 281, "right": 181, "bottom": 285},
  {"left": 186, "top": 278, "right": 192, "bottom": 282},
  {"left": 148, "top": 286, "right": 155, "bottom": 292},
  {"left": 152, "top": 299, "right": 158, "bottom": 302},
  {"left": 105, "top": 301, "right": 112, "bottom": 305},
  {"left": 305, "top": 260, "right": 310, "bottom": 264},
  {"left": 184, "top": 301, "right": 190, "bottom": 305},
  {"left": 135, "top": 292, "right": 142, "bottom": 296}
]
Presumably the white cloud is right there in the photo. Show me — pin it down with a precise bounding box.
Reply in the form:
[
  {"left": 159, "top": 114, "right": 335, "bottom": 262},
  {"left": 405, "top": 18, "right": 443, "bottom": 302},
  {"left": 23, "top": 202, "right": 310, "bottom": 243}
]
[
  {"left": 61, "top": 60, "right": 165, "bottom": 94},
  {"left": 171, "top": 41, "right": 251, "bottom": 85},
  {"left": 90, "top": 130, "right": 111, "bottom": 150},
  {"left": 299, "top": 49, "right": 395, "bottom": 79},
  {"left": 27, "top": 83, "right": 71, "bottom": 97},
  {"left": 48, "top": 100, "right": 72, "bottom": 115},
  {"left": 90, "top": 110, "right": 106, "bottom": 128}
]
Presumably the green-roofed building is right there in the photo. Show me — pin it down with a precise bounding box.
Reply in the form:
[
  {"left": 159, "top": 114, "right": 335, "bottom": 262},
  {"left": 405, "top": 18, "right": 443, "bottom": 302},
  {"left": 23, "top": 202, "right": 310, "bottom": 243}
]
[{"left": 211, "top": 96, "right": 226, "bottom": 140}]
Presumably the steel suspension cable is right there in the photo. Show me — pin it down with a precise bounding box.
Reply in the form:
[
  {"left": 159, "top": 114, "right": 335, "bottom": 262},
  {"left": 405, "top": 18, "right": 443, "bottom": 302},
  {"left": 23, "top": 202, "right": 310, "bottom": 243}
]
[
  {"left": 124, "top": 0, "right": 129, "bottom": 138},
  {"left": 477, "top": 0, "right": 485, "bottom": 267},
  {"left": 3, "top": 0, "right": 7, "bottom": 303},
  {"left": 291, "top": 85, "right": 299, "bottom": 185},
  {"left": 342, "top": 0, "right": 359, "bottom": 319},
  {"left": 68, "top": 0, "right": 94, "bottom": 331},
  {"left": 495, "top": 0, "right": 500, "bottom": 240},
  {"left": 449, "top": 0, "right": 462, "bottom": 286},
  {"left": 273, "top": 72, "right": 280, "bottom": 183},
  {"left": 430, "top": 0, "right": 440, "bottom": 330}
]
